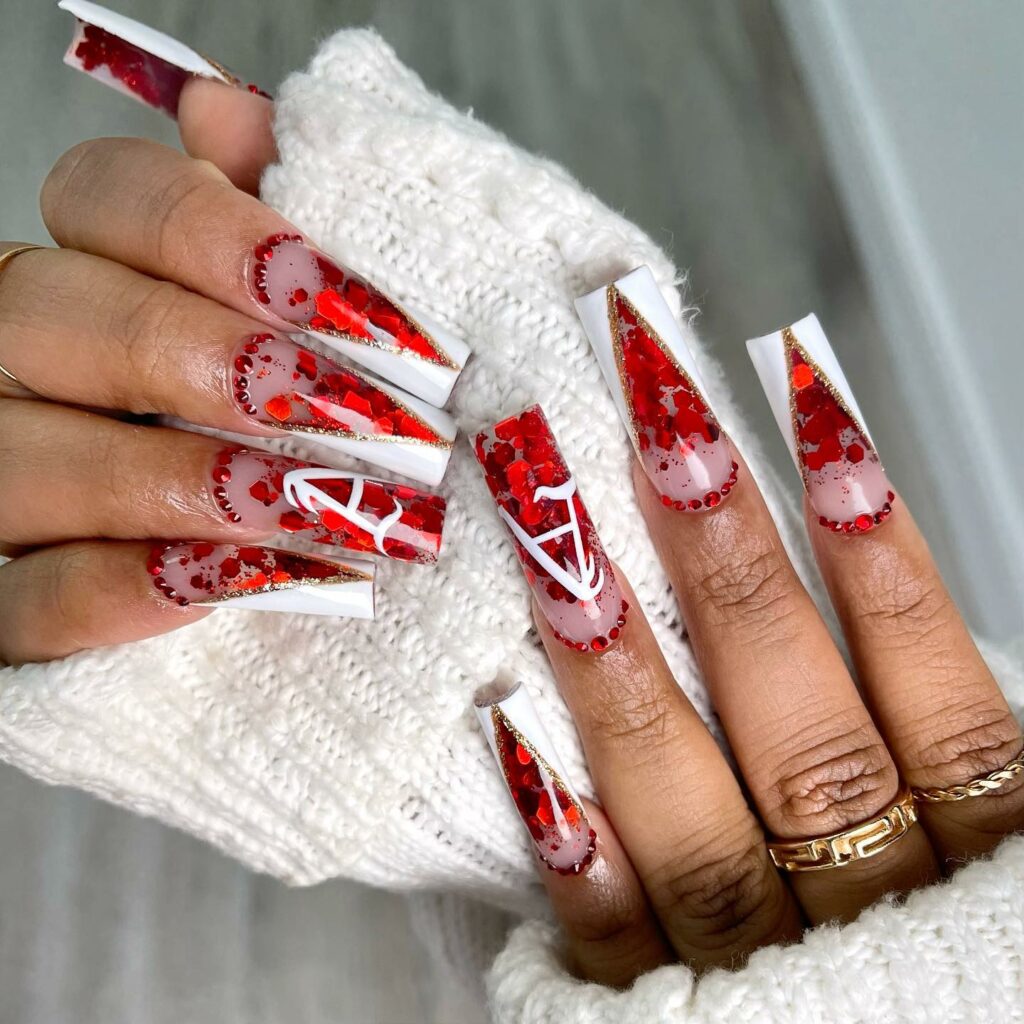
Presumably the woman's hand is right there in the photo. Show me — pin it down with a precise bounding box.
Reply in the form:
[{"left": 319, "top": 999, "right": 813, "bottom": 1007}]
[
  {"left": 473, "top": 294, "right": 1024, "bottom": 986},
  {"left": 0, "top": 77, "right": 460, "bottom": 663}
]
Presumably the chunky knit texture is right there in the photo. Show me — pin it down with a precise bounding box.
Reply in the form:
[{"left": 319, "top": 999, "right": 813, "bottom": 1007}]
[{"left": 1, "top": 28, "right": 1022, "bottom": 1022}]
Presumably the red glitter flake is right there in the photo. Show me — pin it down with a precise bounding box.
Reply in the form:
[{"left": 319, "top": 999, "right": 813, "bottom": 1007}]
[{"left": 493, "top": 712, "right": 594, "bottom": 875}]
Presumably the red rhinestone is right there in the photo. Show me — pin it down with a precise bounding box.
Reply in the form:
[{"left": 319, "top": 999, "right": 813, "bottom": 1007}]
[
  {"left": 212, "top": 466, "right": 231, "bottom": 484},
  {"left": 854, "top": 514, "right": 873, "bottom": 532}
]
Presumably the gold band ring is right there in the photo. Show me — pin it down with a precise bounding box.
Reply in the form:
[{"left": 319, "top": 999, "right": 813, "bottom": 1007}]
[
  {"left": 912, "top": 748, "right": 1024, "bottom": 803},
  {"left": 767, "top": 784, "right": 918, "bottom": 872},
  {"left": 0, "top": 244, "right": 48, "bottom": 386}
]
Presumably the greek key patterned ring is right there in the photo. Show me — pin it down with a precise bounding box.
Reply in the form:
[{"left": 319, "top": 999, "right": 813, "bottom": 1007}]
[{"left": 767, "top": 784, "right": 918, "bottom": 873}]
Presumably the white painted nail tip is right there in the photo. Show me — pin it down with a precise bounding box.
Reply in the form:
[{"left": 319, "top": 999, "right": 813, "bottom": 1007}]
[
  {"left": 59, "top": 0, "right": 248, "bottom": 118},
  {"left": 474, "top": 678, "right": 596, "bottom": 875},
  {"left": 746, "top": 313, "right": 895, "bottom": 532},
  {"left": 576, "top": 265, "right": 737, "bottom": 511}
]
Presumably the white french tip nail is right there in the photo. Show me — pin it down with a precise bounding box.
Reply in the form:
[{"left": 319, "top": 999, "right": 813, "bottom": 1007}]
[
  {"left": 474, "top": 679, "right": 595, "bottom": 875},
  {"left": 747, "top": 314, "right": 894, "bottom": 532},
  {"left": 300, "top": 373, "right": 457, "bottom": 488},
  {"left": 151, "top": 544, "right": 375, "bottom": 619},
  {"left": 575, "top": 265, "right": 737, "bottom": 511},
  {"left": 59, "top": 0, "right": 254, "bottom": 118}
]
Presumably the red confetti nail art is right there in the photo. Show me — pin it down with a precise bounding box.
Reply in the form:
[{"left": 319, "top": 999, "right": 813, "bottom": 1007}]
[
  {"left": 212, "top": 448, "right": 445, "bottom": 564},
  {"left": 493, "top": 707, "right": 596, "bottom": 875},
  {"left": 610, "top": 288, "right": 736, "bottom": 511},
  {"left": 148, "top": 542, "right": 369, "bottom": 607},
  {"left": 232, "top": 334, "right": 447, "bottom": 446},
  {"left": 784, "top": 328, "right": 894, "bottom": 532},
  {"left": 249, "top": 235, "right": 457, "bottom": 368},
  {"left": 475, "top": 405, "right": 627, "bottom": 651}
]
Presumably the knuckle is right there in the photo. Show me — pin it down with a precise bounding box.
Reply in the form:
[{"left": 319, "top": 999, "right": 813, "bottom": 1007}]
[
  {"left": 47, "top": 544, "right": 105, "bottom": 645},
  {"left": 148, "top": 164, "right": 227, "bottom": 273},
  {"left": 694, "top": 543, "right": 796, "bottom": 628},
  {"left": 910, "top": 703, "right": 1023, "bottom": 784},
  {"left": 767, "top": 718, "right": 898, "bottom": 835},
  {"left": 40, "top": 139, "right": 106, "bottom": 236},
  {"left": 850, "top": 570, "right": 951, "bottom": 649},
  {"left": 649, "top": 827, "right": 780, "bottom": 949},
  {"left": 586, "top": 682, "right": 679, "bottom": 758},
  {"left": 564, "top": 889, "right": 652, "bottom": 950}
]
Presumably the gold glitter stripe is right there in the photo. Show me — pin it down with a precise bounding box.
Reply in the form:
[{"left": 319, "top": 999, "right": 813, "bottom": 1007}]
[
  {"left": 194, "top": 555, "right": 372, "bottom": 605},
  {"left": 492, "top": 705, "right": 587, "bottom": 825}
]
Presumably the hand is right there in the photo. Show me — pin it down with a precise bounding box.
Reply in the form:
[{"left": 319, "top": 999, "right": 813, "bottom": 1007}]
[
  {"left": 473, "top": 298, "right": 1024, "bottom": 987},
  {"left": 0, "top": 78, "right": 457, "bottom": 663}
]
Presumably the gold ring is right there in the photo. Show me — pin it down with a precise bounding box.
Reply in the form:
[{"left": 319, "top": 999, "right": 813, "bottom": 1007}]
[
  {"left": 912, "top": 747, "right": 1024, "bottom": 803},
  {"left": 767, "top": 783, "right": 918, "bottom": 872},
  {"left": 0, "top": 244, "right": 47, "bottom": 386}
]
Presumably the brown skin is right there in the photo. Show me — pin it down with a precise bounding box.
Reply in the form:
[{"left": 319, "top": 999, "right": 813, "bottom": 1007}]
[{"left": 0, "top": 77, "right": 1019, "bottom": 983}]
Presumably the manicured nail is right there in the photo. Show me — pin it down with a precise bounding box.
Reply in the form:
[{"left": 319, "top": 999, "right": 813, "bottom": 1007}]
[
  {"left": 232, "top": 334, "right": 457, "bottom": 486},
  {"left": 747, "top": 314, "right": 895, "bottom": 533},
  {"left": 475, "top": 679, "right": 596, "bottom": 875},
  {"left": 148, "top": 542, "right": 374, "bottom": 617},
  {"left": 250, "top": 234, "right": 469, "bottom": 407},
  {"left": 211, "top": 448, "right": 445, "bottom": 564},
  {"left": 60, "top": 0, "right": 270, "bottom": 119},
  {"left": 474, "top": 405, "right": 627, "bottom": 652},
  {"left": 576, "top": 266, "right": 737, "bottom": 511}
]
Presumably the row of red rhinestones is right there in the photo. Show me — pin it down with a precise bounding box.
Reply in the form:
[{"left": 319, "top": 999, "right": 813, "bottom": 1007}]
[
  {"left": 552, "top": 598, "right": 630, "bottom": 654},
  {"left": 658, "top": 460, "right": 740, "bottom": 512},
  {"left": 252, "top": 233, "right": 303, "bottom": 306},
  {"left": 818, "top": 491, "right": 896, "bottom": 534}
]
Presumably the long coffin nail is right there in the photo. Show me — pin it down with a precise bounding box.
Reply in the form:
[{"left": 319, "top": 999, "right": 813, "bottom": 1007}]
[
  {"left": 250, "top": 234, "right": 469, "bottom": 407},
  {"left": 59, "top": 0, "right": 270, "bottom": 119},
  {"left": 475, "top": 679, "right": 596, "bottom": 875},
  {"left": 474, "top": 405, "right": 627, "bottom": 652},
  {"left": 148, "top": 542, "right": 374, "bottom": 617},
  {"left": 747, "top": 313, "right": 895, "bottom": 533},
  {"left": 211, "top": 448, "right": 445, "bottom": 564},
  {"left": 232, "top": 333, "right": 457, "bottom": 487},
  {"left": 576, "top": 266, "right": 737, "bottom": 511}
]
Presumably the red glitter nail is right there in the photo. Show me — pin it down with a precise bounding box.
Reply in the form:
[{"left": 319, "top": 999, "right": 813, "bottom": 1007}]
[
  {"left": 475, "top": 405, "right": 627, "bottom": 651},
  {"left": 212, "top": 448, "right": 445, "bottom": 564}
]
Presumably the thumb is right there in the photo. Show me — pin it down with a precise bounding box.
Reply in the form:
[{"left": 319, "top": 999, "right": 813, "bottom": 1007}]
[{"left": 178, "top": 77, "right": 277, "bottom": 196}]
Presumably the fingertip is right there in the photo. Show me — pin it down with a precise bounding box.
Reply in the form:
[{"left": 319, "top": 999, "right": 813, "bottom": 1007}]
[{"left": 178, "top": 78, "right": 277, "bottom": 195}]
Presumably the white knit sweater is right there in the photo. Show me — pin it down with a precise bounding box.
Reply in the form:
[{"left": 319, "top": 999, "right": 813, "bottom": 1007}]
[{"left": 2, "top": 28, "right": 1022, "bottom": 1022}]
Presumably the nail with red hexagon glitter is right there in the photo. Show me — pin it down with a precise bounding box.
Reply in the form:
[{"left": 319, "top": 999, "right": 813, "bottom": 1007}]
[
  {"left": 59, "top": 0, "right": 270, "bottom": 120},
  {"left": 747, "top": 314, "right": 895, "bottom": 534},
  {"left": 249, "top": 233, "right": 469, "bottom": 407},
  {"left": 231, "top": 333, "right": 457, "bottom": 486},
  {"left": 475, "top": 678, "right": 596, "bottom": 876},
  {"left": 211, "top": 447, "right": 446, "bottom": 564},
  {"left": 148, "top": 542, "right": 374, "bottom": 617},
  {"left": 576, "top": 266, "right": 737, "bottom": 512},
  {"left": 474, "top": 405, "right": 628, "bottom": 653}
]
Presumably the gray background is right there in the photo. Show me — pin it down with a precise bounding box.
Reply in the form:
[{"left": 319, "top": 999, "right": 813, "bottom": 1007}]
[{"left": 1, "top": 2, "right": 1019, "bottom": 1022}]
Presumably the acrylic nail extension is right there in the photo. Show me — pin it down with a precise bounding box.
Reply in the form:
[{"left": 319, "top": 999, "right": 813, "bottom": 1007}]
[
  {"left": 250, "top": 234, "right": 469, "bottom": 407},
  {"left": 59, "top": 0, "right": 269, "bottom": 119},
  {"left": 232, "top": 334, "right": 457, "bottom": 486},
  {"left": 747, "top": 313, "right": 895, "bottom": 533},
  {"left": 148, "top": 542, "right": 374, "bottom": 617},
  {"left": 474, "top": 405, "right": 627, "bottom": 653},
  {"left": 576, "top": 266, "right": 737, "bottom": 511},
  {"left": 211, "top": 448, "right": 446, "bottom": 564},
  {"left": 475, "top": 679, "right": 596, "bottom": 875}
]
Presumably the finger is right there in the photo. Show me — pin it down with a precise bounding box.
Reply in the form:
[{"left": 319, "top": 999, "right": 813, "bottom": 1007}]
[
  {"left": 747, "top": 318, "right": 1024, "bottom": 863},
  {"left": 61, "top": 0, "right": 275, "bottom": 192},
  {"left": 179, "top": 77, "right": 276, "bottom": 195},
  {"left": 575, "top": 277, "right": 938, "bottom": 922},
  {"left": 475, "top": 681, "right": 672, "bottom": 987},
  {"left": 475, "top": 407, "right": 801, "bottom": 969},
  {"left": 0, "top": 540, "right": 374, "bottom": 664},
  {"left": 0, "top": 401, "right": 444, "bottom": 564},
  {"left": 40, "top": 138, "right": 469, "bottom": 406},
  {"left": 0, "top": 247, "right": 458, "bottom": 484}
]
